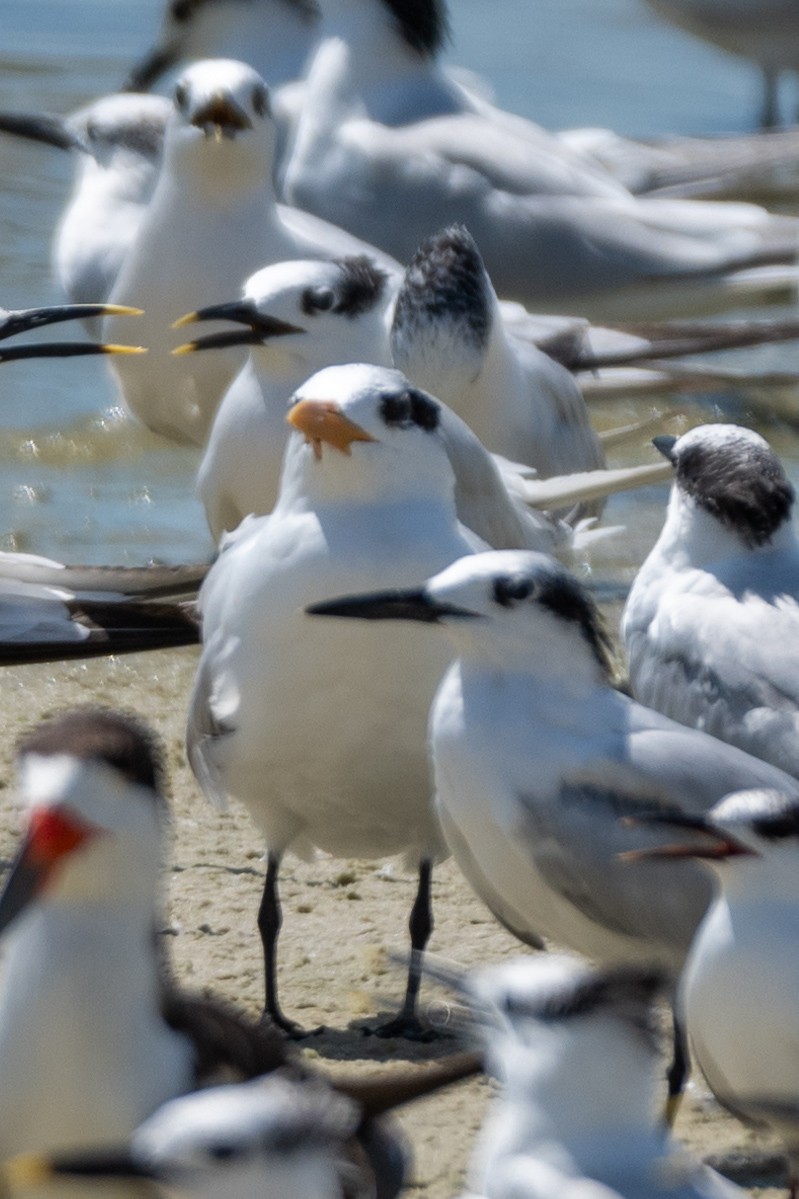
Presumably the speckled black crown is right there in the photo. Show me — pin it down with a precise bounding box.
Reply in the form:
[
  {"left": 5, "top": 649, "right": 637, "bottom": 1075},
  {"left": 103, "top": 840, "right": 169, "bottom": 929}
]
[
  {"left": 393, "top": 225, "right": 491, "bottom": 349},
  {"left": 676, "top": 434, "right": 794, "bottom": 548}
]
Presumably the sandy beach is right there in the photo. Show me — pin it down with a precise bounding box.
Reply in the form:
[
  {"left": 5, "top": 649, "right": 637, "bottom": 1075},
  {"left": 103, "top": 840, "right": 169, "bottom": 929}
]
[{"left": 0, "top": 643, "right": 784, "bottom": 1197}]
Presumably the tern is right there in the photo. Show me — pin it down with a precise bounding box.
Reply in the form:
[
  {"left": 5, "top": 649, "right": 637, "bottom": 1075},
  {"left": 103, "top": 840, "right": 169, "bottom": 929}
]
[
  {"left": 283, "top": 0, "right": 799, "bottom": 318},
  {"left": 187, "top": 363, "right": 489, "bottom": 1036},
  {"left": 433, "top": 954, "right": 743, "bottom": 1199},
  {"left": 622, "top": 424, "right": 799, "bottom": 778},
  {"left": 632, "top": 787, "right": 799, "bottom": 1196},
  {"left": 390, "top": 225, "right": 606, "bottom": 491},
  {"left": 0, "top": 96, "right": 170, "bottom": 327},
  {"left": 124, "top": 0, "right": 320, "bottom": 93},
  {"left": 102, "top": 58, "right": 397, "bottom": 445},
  {"left": 307, "top": 550, "right": 799, "bottom": 1099},
  {"left": 175, "top": 269, "right": 601, "bottom": 555}
]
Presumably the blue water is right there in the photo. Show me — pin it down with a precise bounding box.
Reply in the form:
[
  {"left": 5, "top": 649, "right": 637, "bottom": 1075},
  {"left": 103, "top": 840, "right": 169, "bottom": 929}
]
[{"left": 0, "top": 0, "right": 797, "bottom": 566}]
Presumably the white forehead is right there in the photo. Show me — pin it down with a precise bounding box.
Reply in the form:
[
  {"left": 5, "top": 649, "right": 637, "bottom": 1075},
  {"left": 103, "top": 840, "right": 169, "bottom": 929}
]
[
  {"left": 244, "top": 259, "right": 341, "bottom": 303},
  {"left": 468, "top": 953, "right": 591, "bottom": 1011},
  {"left": 174, "top": 57, "right": 266, "bottom": 97},
  {"left": 429, "top": 549, "right": 550, "bottom": 593},
  {"left": 294, "top": 362, "right": 410, "bottom": 404},
  {"left": 674, "top": 423, "right": 770, "bottom": 457}
]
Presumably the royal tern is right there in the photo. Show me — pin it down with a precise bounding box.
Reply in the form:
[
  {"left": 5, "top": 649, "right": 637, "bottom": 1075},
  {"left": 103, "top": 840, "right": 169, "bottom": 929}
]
[
  {"left": 283, "top": 0, "right": 799, "bottom": 317},
  {"left": 435, "top": 954, "right": 742, "bottom": 1199},
  {"left": 103, "top": 58, "right": 397, "bottom": 445},
  {"left": 622, "top": 424, "right": 799, "bottom": 777},
  {"left": 632, "top": 787, "right": 799, "bottom": 1194},
  {"left": 187, "top": 363, "right": 489, "bottom": 1036},
  {"left": 308, "top": 550, "right": 799, "bottom": 1097},
  {"left": 175, "top": 264, "right": 597, "bottom": 555}
]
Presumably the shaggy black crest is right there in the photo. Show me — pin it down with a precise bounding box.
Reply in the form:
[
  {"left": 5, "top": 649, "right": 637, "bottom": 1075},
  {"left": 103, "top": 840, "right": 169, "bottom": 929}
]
[
  {"left": 18, "top": 707, "right": 166, "bottom": 800},
  {"left": 492, "top": 568, "right": 615, "bottom": 679},
  {"left": 676, "top": 435, "right": 794, "bottom": 548},
  {"left": 393, "top": 225, "right": 491, "bottom": 349},
  {"left": 302, "top": 258, "right": 388, "bottom": 319},
  {"left": 379, "top": 388, "right": 440, "bottom": 432},
  {"left": 380, "top": 0, "right": 450, "bottom": 56},
  {"left": 525, "top": 966, "right": 665, "bottom": 1048}
]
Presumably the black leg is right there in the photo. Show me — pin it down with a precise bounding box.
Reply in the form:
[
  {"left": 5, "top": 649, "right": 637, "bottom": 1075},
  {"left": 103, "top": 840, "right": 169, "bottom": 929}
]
[
  {"left": 664, "top": 1009, "right": 690, "bottom": 1125},
  {"left": 257, "top": 851, "right": 307, "bottom": 1038},
  {"left": 374, "top": 858, "right": 437, "bottom": 1040}
]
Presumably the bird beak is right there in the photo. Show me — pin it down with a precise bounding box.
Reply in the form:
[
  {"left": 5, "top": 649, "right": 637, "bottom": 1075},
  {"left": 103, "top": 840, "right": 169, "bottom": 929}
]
[
  {"left": 0, "top": 304, "right": 142, "bottom": 342},
  {"left": 286, "top": 399, "right": 377, "bottom": 459},
  {"left": 652, "top": 434, "right": 678, "bottom": 464},
  {"left": 171, "top": 300, "right": 304, "bottom": 353},
  {"left": 306, "top": 587, "right": 479, "bottom": 623},
  {"left": 0, "top": 110, "right": 87, "bottom": 153},
  {"left": 620, "top": 811, "right": 755, "bottom": 862},
  {"left": 0, "top": 343, "right": 146, "bottom": 364},
  {"left": 0, "top": 807, "right": 99, "bottom": 936},
  {"left": 190, "top": 94, "right": 252, "bottom": 140},
  {"left": 2, "top": 1148, "right": 154, "bottom": 1189}
]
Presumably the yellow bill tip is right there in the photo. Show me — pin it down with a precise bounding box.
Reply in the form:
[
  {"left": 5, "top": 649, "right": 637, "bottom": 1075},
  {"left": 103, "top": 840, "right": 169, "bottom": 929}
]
[
  {"left": 2, "top": 1153, "right": 53, "bottom": 1190},
  {"left": 171, "top": 342, "right": 197, "bottom": 356},
  {"left": 171, "top": 311, "right": 199, "bottom": 330},
  {"left": 101, "top": 344, "right": 148, "bottom": 356},
  {"left": 100, "top": 305, "right": 144, "bottom": 318}
]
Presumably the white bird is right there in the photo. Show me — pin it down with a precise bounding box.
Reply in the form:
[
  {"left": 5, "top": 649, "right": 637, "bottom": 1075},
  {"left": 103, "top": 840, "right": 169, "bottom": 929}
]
[
  {"left": 175, "top": 261, "right": 598, "bottom": 555},
  {"left": 103, "top": 58, "right": 397, "bottom": 446},
  {"left": 178, "top": 255, "right": 395, "bottom": 537},
  {"left": 0, "top": 96, "right": 170, "bottom": 328},
  {"left": 124, "top": 0, "right": 320, "bottom": 93},
  {"left": 389, "top": 225, "right": 606, "bottom": 485},
  {"left": 632, "top": 787, "right": 799, "bottom": 1195},
  {"left": 187, "top": 362, "right": 490, "bottom": 1036},
  {"left": 283, "top": 0, "right": 799, "bottom": 318},
  {"left": 640, "top": 0, "right": 799, "bottom": 129},
  {"left": 433, "top": 954, "right": 743, "bottom": 1199},
  {"left": 622, "top": 424, "right": 799, "bottom": 778},
  {"left": 307, "top": 549, "right": 799, "bottom": 1098}
]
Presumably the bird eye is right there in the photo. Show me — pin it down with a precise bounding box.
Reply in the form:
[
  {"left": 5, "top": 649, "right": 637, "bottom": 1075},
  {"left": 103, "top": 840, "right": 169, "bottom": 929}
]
[
  {"left": 174, "top": 82, "right": 189, "bottom": 112},
  {"left": 493, "top": 575, "right": 534, "bottom": 608},
  {"left": 302, "top": 287, "right": 336, "bottom": 314},
  {"left": 252, "top": 84, "right": 270, "bottom": 118}
]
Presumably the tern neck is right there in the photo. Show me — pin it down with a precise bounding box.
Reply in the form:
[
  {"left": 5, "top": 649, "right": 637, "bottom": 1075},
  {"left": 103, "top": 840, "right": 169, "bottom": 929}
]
[
  {"left": 655, "top": 489, "right": 796, "bottom": 571},
  {"left": 477, "top": 1023, "right": 664, "bottom": 1185}
]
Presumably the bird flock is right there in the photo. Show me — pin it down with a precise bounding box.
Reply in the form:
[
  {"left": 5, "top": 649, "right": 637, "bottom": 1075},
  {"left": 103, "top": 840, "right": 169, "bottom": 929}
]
[{"left": 2, "top": 2, "right": 799, "bottom": 1199}]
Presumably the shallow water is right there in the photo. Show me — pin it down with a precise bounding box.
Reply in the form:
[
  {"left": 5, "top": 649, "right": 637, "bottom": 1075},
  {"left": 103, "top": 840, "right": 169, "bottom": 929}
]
[{"left": 0, "top": 0, "right": 797, "bottom": 569}]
